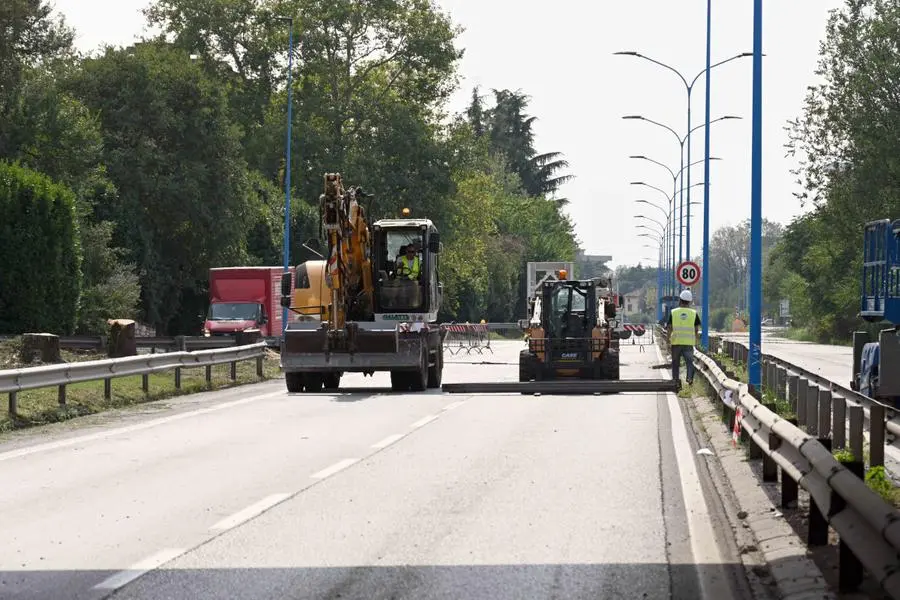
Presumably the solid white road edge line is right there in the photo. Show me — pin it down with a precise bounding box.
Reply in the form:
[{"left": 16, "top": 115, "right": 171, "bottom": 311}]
[
  {"left": 92, "top": 548, "right": 187, "bottom": 590},
  {"left": 410, "top": 414, "right": 438, "bottom": 428},
  {"left": 209, "top": 493, "right": 291, "bottom": 532},
  {"left": 0, "top": 391, "right": 285, "bottom": 463},
  {"left": 372, "top": 434, "right": 405, "bottom": 449},
  {"left": 442, "top": 401, "right": 465, "bottom": 411},
  {"left": 654, "top": 343, "right": 723, "bottom": 566},
  {"left": 311, "top": 458, "right": 359, "bottom": 479}
]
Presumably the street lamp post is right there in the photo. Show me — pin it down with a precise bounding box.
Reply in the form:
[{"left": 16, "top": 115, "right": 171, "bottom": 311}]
[
  {"left": 632, "top": 181, "right": 705, "bottom": 296},
  {"left": 624, "top": 115, "right": 739, "bottom": 262},
  {"left": 279, "top": 16, "right": 295, "bottom": 334},
  {"left": 749, "top": 0, "right": 763, "bottom": 391},
  {"left": 615, "top": 50, "right": 751, "bottom": 258},
  {"left": 630, "top": 155, "right": 721, "bottom": 293}
]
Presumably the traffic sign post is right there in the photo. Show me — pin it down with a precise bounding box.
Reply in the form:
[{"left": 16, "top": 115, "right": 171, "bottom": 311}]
[{"left": 676, "top": 260, "right": 701, "bottom": 287}]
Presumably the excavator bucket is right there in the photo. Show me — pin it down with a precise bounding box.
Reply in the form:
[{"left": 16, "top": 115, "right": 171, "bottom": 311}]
[{"left": 441, "top": 379, "right": 678, "bottom": 395}]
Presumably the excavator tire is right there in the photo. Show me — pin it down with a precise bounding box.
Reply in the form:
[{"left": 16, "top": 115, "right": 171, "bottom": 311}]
[
  {"left": 409, "top": 346, "right": 429, "bottom": 392},
  {"left": 286, "top": 372, "right": 304, "bottom": 393},
  {"left": 427, "top": 345, "right": 443, "bottom": 388},
  {"left": 304, "top": 374, "right": 324, "bottom": 393},
  {"left": 323, "top": 373, "right": 341, "bottom": 391}
]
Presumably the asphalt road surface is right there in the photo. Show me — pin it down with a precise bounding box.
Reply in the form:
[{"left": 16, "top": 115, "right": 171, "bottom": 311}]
[
  {"left": 717, "top": 330, "right": 852, "bottom": 389},
  {"left": 1, "top": 338, "right": 751, "bottom": 600}
]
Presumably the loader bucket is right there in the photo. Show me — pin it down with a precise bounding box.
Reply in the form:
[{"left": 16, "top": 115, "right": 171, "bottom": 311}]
[{"left": 441, "top": 379, "right": 677, "bottom": 395}]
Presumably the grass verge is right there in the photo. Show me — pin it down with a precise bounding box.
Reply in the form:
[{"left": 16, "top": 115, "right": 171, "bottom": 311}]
[{"left": 1, "top": 339, "right": 282, "bottom": 432}]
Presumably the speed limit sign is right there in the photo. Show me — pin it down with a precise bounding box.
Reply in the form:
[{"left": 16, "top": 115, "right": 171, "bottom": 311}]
[{"left": 676, "top": 260, "right": 701, "bottom": 286}]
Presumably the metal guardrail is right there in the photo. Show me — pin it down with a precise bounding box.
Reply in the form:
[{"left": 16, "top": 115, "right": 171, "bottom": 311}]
[
  {"left": 0, "top": 334, "right": 281, "bottom": 352},
  {"left": 1, "top": 342, "right": 269, "bottom": 417},
  {"left": 714, "top": 336, "right": 900, "bottom": 473},
  {"left": 655, "top": 327, "right": 900, "bottom": 596}
]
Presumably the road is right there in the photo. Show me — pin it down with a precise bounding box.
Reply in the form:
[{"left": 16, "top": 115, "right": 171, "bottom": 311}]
[
  {"left": 1, "top": 340, "right": 750, "bottom": 600},
  {"left": 717, "top": 330, "right": 852, "bottom": 389}
]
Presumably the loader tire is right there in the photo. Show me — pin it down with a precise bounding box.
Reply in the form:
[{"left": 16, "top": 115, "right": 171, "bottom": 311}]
[{"left": 603, "top": 350, "right": 620, "bottom": 380}]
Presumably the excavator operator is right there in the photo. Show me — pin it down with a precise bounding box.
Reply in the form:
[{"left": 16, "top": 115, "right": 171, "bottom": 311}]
[{"left": 397, "top": 243, "right": 421, "bottom": 280}]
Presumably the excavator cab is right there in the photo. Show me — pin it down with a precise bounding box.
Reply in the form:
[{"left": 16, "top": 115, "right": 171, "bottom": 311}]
[{"left": 371, "top": 219, "right": 442, "bottom": 317}]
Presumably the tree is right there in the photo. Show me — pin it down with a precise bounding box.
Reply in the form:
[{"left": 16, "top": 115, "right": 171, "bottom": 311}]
[
  {"left": 0, "top": 161, "right": 81, "bottom": 333},
  {"left": 68, "top": 41, "right": 257, "bottom": 333},
  {"left": 779, "top": 0, "right": 900, "bottom": 341},
  {"left": 467, "top": 88, "right": 574, "bottom": 201},
  {"left": 0, "top": 0, "right": 75, "bottom": 158}
]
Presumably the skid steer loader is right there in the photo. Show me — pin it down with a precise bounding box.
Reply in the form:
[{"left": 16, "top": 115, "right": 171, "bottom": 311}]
[{"left": 442, "top": 270, "right": 677, "bottom": 395}]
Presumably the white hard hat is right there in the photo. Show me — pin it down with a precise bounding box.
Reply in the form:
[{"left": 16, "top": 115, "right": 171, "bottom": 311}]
[{"left": 679, "top": 290, "right": 693, "bottom": 302}]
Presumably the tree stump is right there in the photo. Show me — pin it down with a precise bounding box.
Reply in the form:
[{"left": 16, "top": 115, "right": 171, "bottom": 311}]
[
  {"left": 108, "top": 319, "right": 137, "bottom": 358},
  {"left": 20, "top": 333, "right": 61, "bottom": 364}
]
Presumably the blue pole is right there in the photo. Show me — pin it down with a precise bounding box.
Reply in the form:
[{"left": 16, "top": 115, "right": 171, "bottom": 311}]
[
  {"left": 656, "top": 249, "right": 663, "bottom": 321},
  {"left": 749, "top": 0, "right": 763, "bottom": 390},
  {"left": 281, "top": 21, "right": 294, "bottom": 334},
  {"left": 701, "top": 0, "right": 712, "bottom": 350}
]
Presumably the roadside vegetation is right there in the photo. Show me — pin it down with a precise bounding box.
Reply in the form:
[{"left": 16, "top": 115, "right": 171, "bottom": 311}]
[{"left": 0, "top": 0, "right": 579, "bottom": 340}]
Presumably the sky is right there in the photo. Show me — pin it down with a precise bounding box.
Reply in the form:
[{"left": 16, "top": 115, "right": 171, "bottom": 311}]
[{"left": 51, "top": 0, "right": 845, "bottom": 269}]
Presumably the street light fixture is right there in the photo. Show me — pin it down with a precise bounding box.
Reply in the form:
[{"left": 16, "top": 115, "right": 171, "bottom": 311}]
[
  {"left": 623, "top": 115, "right": 739, "bottom": 258},
  {"left": 615, "top": 50, "right": 753, "bottom": 256}
]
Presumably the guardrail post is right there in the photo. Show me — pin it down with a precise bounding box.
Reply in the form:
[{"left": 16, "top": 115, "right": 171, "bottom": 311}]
[
  {"left": 205, "top": 365, "right": 212, "bottom": 385},
  {"left": 175, "top": 367, "right": 181, "bottom": 390},
  {"left": 230, "top": 361, "right": 237, "bottom": 381},
  {"left": 787, "top": 374, "right": 798, "bottom": 413},
  {"left": 8, "top": 392, "right": 17, "bottom": 417},
  {"left": 833, "top": 395, "right": 847, "bottom": 449},
  {"left": 781, "top": 417, "right": 799, "bottom": 508},
  {"left": 104, "top": 378, "right": 111, "bottom": 400},
  {"left": 775, "top": 366, "right": 786, "bottom": 400},
  {"left": 808, "top": 437, "right": 832, "bottom": 546},
  {"left": 806, "top": 385, "right": 819, "bottom": 436},
  {"left": 142, "top": 374, "right": 149, "bottom": 394},
  {"left": 837, "top": 457, "right": 865, "bottom": 592},
  {"left": 870, "top": 403, "right": 886, "bottom": 468},
  {"left": 762, "top": 401, "right": 779, "bottom": 482},
  {"left": 797, "top": 378, "right": 808, "bottom": 426},
  {"left": 848, "top": 404, "right": 864, "bottom": 462},
  {"left": 58, "top": 385, "right": 66, "bottom": 406},
  {"left": 818, "top": 388, "right": 832, "bottom": 438},
  {"left": 256, "top": 356, "right": 263, "bottom": 378}
]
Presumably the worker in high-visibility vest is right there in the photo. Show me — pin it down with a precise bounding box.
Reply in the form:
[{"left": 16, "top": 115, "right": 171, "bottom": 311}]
[
  {"left": 397, "top": 244, "right": 420, "bottom": 280},
  {"left": 666, "top": 289, "right": 701, "bottom": 390}
]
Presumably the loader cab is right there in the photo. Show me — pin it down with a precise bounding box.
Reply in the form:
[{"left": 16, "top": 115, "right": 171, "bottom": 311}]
[
  {"left": 541, "top": 279, "right": 598, "bottom": 339},
  {"left": 371, "top": 217, "right": 442, "bottom": 318}
]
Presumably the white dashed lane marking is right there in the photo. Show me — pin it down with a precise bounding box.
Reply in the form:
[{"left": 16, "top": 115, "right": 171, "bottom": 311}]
[
  {"left": 209, "top": 493, "right": 291, "bottom": 532},
  {"left": 311, "top": 458, "right": 359, "bottom": 479},
  {"left": 93, "top": 548, "right": 186, "bottom": 590}
]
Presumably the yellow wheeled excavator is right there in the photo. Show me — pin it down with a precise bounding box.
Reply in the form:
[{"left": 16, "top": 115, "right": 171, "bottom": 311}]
[{"left": 279, "top": 173, "right": 445, "bottom": 393}]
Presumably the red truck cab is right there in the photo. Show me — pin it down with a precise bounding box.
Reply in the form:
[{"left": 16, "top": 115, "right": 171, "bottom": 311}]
[{"left": 204, "top": 267, "right": 295, "bottom": 337}]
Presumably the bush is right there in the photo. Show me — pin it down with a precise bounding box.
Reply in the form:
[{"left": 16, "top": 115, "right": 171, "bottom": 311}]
[
  {"left": 0, "top": 161, "right": 82, "bottom": 333},
  {"left": 710, "top": 307, "right": 732, "bottom": 332}
]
